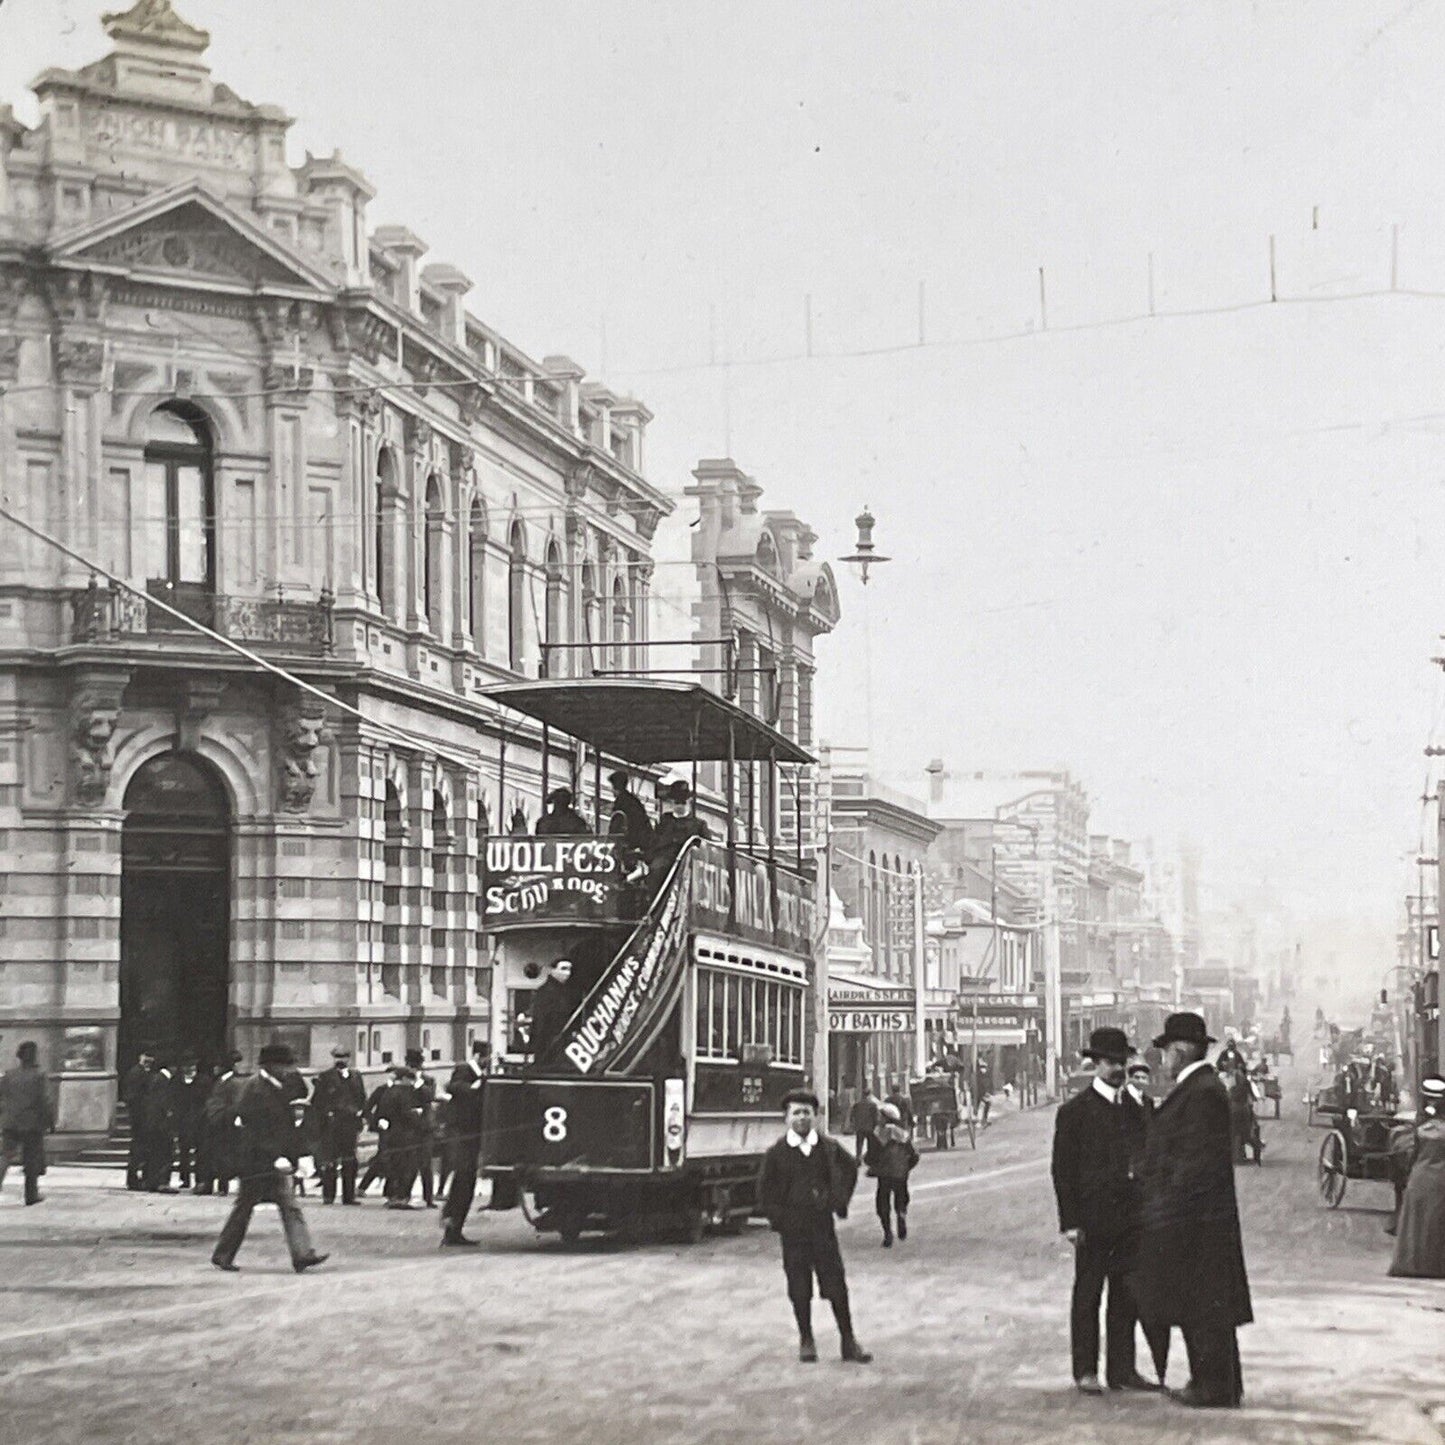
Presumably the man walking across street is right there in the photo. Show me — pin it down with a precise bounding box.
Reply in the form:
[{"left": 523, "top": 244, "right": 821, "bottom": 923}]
[
  {"left": 311, "top": 1043, "right": 366, "bottom": 1205},
  {"left": 758, "top": 1089, "right": 872, "bottom": 1365},
  {"left": 1134, "top": 1012, "right": 1253, "bottom": 1409},
  {"left": 211, "top": 1042, "right": 328, "bottom": 1275},
  {"left": 0, "top": 1041, "right": 53, "bottom": 1205},
  {"left": 440, "top": 1040, "right": 489, "bottom": 1246},
  {"left": 865, "top": 1101, "right": 918, "bottom": 1247},
  {"left": 1050, "top": 1027, "right": 1164, "bottom": 1396},
  {"left": 849, "top": 1087, "right": 879, "bottom": 1159}
]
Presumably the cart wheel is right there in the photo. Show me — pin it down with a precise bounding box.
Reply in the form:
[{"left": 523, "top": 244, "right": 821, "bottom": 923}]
[{"left": 1318, "top": 1130, "right": 1347, "bottom": 1208}]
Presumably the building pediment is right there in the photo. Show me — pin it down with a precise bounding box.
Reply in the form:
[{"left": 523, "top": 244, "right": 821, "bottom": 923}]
[{"left": 49, "top": 182, "right": 335, "bottom": 298}]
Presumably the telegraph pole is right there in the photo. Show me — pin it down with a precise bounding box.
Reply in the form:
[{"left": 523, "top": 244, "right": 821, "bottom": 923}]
[
  {"left": 913, "top": 865, "right": 927, "bottom": 1077},
  {"left": 1043, "top": 863, "right": 1062, "bottom": 1098}
]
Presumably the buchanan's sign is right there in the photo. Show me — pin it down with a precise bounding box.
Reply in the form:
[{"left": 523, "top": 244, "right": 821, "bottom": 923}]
[{"left": 481, "top": 837, "right": 623, "bottom": 928}]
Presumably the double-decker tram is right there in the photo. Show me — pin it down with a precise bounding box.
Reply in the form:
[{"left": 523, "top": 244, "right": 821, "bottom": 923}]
[{"left": 477, "top": 679, "right": 819, "bottom": 1243}]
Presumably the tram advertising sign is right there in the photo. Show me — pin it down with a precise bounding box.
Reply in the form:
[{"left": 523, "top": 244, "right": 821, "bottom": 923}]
[
  {"left": 689, "top": 843, "right": 815, "bottom": 959},
  {"left": 481, "top": 837, "right": 623, "bottom": 928}
]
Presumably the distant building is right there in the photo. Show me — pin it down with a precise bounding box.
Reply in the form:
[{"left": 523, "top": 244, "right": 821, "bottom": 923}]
[
  {"left": 824, "top": 750, "right": 944, "bottom": 1098},
  {"left": 684, "top": 459, "right": 838, "bottom": 855}
]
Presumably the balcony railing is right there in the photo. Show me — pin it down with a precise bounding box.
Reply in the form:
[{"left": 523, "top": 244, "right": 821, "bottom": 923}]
[{"left": 71, "top": 583, "right": 333, "bottom": 653}]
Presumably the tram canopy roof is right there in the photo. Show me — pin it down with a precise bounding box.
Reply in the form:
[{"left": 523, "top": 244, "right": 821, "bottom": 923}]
[{"left": 485, "top": 679, "right": 814, "bottom": 766}]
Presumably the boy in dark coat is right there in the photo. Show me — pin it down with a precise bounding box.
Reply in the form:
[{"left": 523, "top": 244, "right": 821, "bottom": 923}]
[
  {"left": 757, "top": 1090, "right": 872, "bottom": 1364},
  {"left": 1134, "top": 1013, "right": 1252, "bottom": 1409},
  {"left": 210, "top": 1043, "right": 327, "bottom": 1275},
  {"left": 1050, "top": 1027, "right": 1164, "bottom": 1395},
  {"left": 865, "top": 1101, "right": 918, "bottom": 1246}
]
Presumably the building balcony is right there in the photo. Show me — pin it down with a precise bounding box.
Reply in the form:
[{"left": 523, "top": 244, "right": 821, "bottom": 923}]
[{"left": 70, "top": 584, "right": 334, "bottom": 654}]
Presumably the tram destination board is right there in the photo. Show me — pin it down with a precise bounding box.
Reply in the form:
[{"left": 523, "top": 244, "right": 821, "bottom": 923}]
[
  {"left": 481, "top": 836, "right": 624, "bottom": 928},
  {"left": 483, "top": 1077, "right": 656, "bottom": 1173}
]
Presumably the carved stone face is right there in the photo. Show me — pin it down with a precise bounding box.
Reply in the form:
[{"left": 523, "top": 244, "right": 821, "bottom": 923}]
[
  {"left": 74, "top": 699, "right": 120, "bottom": 751},
  {"left": 285, "top": 714, "right": 323, "bottom": 755}
]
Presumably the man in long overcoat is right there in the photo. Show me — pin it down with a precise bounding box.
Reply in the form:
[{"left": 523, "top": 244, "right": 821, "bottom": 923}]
[
  {"left": 0, "top": 1041, "right": 54, "bottom": 1205},
  {"left": 1134, "top": 1012, "right": 1252, "bottom": 1409},
  {"left": 440, "top": 1040, "right": 489, "bottom": 1246},
  {"left": 202, "top": 1052, "right": 247, "bottom": 1195},
  {"left": 1050, "top": 1027, "right": 1164, "bottom": 1394},
  {"left": 121, "top": 1046, "right": 157, "bottom": 1190},
  {"left": 311, "top": 1043, "right": 366, "bottom": 1204}
]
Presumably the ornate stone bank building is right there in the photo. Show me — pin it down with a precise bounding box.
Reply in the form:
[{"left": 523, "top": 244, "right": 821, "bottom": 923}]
[{"left": 0, "top": 1, "right": 670, "bottom": 1139}]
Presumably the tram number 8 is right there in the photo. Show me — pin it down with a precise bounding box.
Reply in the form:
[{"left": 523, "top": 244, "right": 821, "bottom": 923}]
[{"left": 542, "top": 1105, "right": 568, "bottom": 1143}]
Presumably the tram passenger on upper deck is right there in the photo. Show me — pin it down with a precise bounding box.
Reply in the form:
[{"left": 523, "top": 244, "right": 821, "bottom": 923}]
[
  {"left": 650, "top": 779, "right": 711, "bottom": 864},
  {"left": 607, "top": 770, "right": 654, "bottom": 852},
  {"left": 536, "top": 787, "right": 591, "bottom": 836}
]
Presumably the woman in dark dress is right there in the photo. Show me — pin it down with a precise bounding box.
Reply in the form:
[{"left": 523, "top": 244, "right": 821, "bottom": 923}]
[{"left": 1390, "top": 1077, "right": 1445, "bottom": 1279}]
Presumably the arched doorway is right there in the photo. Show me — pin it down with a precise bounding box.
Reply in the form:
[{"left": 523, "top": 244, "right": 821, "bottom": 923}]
[{"left": 119, "top": 753, "right": 230, "bottom": 1071}]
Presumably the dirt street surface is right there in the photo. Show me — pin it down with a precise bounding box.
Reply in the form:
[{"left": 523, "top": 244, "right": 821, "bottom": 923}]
[{"left": 3, "top": 1078, "right": 1442, "bottom": 1445}]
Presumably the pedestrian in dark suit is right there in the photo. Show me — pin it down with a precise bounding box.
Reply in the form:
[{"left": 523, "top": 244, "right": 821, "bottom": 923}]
[
  {"left": 1050, "top": 1026, "right": 1165, "bottom": 1396},
  {"left": 357, "top": 1074, "right": 394, "bottom": 1197},
  {"left": 202, "top": 1053, "right": 247, "bottom": 1195},
  {"left": 139, "top": 1061, "right": 180, "bottom": 1193},
  {"left": 440, "top": 1041, "right": 489, "bottom": 1246},
  {"left": 0, "top": 1042, "right": 54, "bottom": 1205},
  {"left": 173, "top": 1056, "right": 209, "bottom": 1190},
  {"left": 757, "top": 1089, "right": 872, "bottom": 1365},
  {"left": 405, "top": 1049, "right": 438, "bottom": 1207},
  {"left": 849, "top": 1090, "right": 880, "bottom": 1159},
  {"left": 121, "top": 1046, "right": 157, "bottom": 1190},
  {"left": 1134, "top": 1012, "right": 1252, "bottom": 1410},
  {"left": 311, "top": 1043, "right": 366, "bottom": 1204},
  {"left": 372, "top": 1067, "right": 428, "bottom": 1208},
  {"left": 211, "top": 1043, "right": 327, "bottom": 1275}
]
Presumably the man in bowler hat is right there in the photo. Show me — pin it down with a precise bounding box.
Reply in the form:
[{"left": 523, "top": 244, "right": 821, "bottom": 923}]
[
  {"left": 211, "top": 1042, "right": 327, "bottom": 1274},
  {"left": 757, "top": 1089, "right": 872, "bottom": 1364},
  {"left": 1134, "top": 1013, "right": 1252, "bottom": 1408},
  {"left": 311, "top": 1043, "right": 366, "bottom": 1204},
  {"left": 1051, "top": 1027, "right": 1165, "bottom": 1395}
]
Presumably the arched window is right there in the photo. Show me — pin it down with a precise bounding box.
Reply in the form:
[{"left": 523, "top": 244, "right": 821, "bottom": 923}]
[
  {"left": 581, "top": 560, "right": 600, "bottom": 676},
  {"left": 381, "top": 780, "right": 404, "bottom": 999},
  {"left": 543, "top": 542, "right": 564, "bottom": 677},
  {"left": 881, "top": 860, "right": 892, "bottom": 976},
  {"left": 430, "top": 788, "right": 450, "bottom": 999},
  {"left": 867, "top": 851, "right": 880, "bottom": 972},
  {"left": 376, "top": 449, "right": 397, "bottom": 618},
  {"left": 423, "top": 474, "right": 444, "bottom": 634},
  {"left": 467, "top": 497, "right": 487, "bottom": 652},
  {"left": 507, "top": 521, "right": 527, "bottom": 673},
  {"left": 610, "top": 575, "right": 628, "bottom": 673},
  {"left": 143, "top": 405, "right": 214, "bottom": 627}
]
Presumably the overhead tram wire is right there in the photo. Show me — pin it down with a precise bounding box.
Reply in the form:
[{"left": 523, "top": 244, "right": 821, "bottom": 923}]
[{"left": 0, "top": 501, "right": 505, "bottom": 778}]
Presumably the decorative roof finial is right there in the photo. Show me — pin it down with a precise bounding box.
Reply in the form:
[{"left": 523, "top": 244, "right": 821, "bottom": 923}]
[{"left": 101, "top": 0, "right": 210, "bottom": 53}]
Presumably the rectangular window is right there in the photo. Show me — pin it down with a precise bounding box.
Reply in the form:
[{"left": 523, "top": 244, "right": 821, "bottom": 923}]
[
  {"left": 175, "top": 464, "right": 208, "bottom": 582},
  {"left": 144, "top": 462, "right": 168, "bottom": 580},
  {"left": 725, "top": 975, "right": 739, "bottom": 1059}
]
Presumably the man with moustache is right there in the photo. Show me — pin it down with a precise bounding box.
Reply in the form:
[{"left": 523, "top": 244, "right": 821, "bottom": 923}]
[
  {"left": 1134, "top": 1012, "right": 1253, "bottom": 1410},
  {"left": 1051, "top": 1027, "right": 1163, "bottom": 1395}
]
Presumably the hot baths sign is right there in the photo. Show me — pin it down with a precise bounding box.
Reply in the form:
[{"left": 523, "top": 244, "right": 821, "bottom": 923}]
[{"left": 481, "top": 838, "right": 623, "bottom": 927}]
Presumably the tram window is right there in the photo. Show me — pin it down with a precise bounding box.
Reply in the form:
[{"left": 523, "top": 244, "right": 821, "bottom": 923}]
[
  {"left": 725, "top": 976, "right": 740, "bottom": 1058},
  {"left": 695, "top": 974, "right": 710, "bottom": 1057},
  {"left": 790, "top": 991, "right": 803, "bottom": 1063}
]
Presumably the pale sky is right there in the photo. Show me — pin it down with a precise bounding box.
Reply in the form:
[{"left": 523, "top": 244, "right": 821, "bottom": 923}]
[{"left": 5, "top": 0, "right": 1445, "bottom": 976}]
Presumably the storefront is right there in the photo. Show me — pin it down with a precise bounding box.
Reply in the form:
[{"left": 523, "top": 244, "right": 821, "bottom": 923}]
[
  {"left": 954, "top": 994, "right": 1045, "bottom": 1094},
  {"left": 827, "top": 974, "right": 956, "bottom": 1114}
]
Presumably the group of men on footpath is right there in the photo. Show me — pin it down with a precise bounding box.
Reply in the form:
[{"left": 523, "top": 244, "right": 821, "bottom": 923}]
[{"left": 1051, "top": 1012, "right": 1253, "bottom": 1411}]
